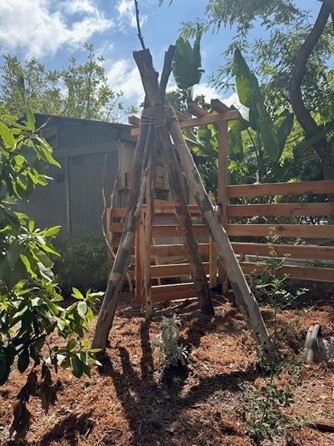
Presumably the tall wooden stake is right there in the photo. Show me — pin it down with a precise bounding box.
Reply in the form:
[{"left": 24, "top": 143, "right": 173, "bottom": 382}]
[{"left": 92, "top": 124, "right": 153, "bottom": 349}]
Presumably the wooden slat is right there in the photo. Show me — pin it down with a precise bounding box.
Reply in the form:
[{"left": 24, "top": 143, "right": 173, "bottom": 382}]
[
  {"left": 151, "top": 282, "right": 196, "bottom": 294},
  {"left": 150, "top": 243, "right": 209, "bottom": 257},
  {"left": 227, "top": 180, "right": 334, "bottom": 198},
  {"left": 152, "top": 224, "right": 208, "bottom": 237},
  {"left": 227, "top": 202, "right": 334, "bottom": 217},
  {"left": 241, "top": 262, "right": 334, "bottom": 282},
  {"left": 109, "top": 207, "right": 127, "bottom": 218},
  {"left": 226, "top": 224, "right": 334, "bottom": 239},
  {"left": 150, "top": 262, "right": 209, "bottom": 279},
  {"left": 141, "top": 203, "right": 202, "bottom": 216},
  {"left": 150, "top": 282, "right": 198, "bottom": 301},
  {"left": 232, "top": 242, "right": 334, "bottom": 261},
  {"left": 110, "top": 223, "right": 125, "bottom": 233}
]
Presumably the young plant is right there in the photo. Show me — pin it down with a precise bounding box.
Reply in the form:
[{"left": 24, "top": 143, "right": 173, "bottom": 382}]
[
  {"left": 152, "top": 314, "right": 188, "bottom": 370},
  {"left": 240, "top": 232, "right": 307, "bottom": 443},
  {"left": 0, "top": 109, "right": 102, "bottom": 440},
  {"left": 240, "top": 381, "right": 294, "bottom": 444}
]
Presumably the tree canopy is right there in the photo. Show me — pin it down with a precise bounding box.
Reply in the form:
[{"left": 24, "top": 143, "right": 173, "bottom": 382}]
[
  {"left": 162, "top": 0, "right": 334, "bottom": 180},
  {"left": 0, "top": 44, "right": 135, "bottom": 122}
]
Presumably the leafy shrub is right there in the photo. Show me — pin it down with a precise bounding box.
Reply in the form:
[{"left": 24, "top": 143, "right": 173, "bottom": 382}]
[
  {"left": 0, "top": 109, "right": 102, "bottom": 439},
  {"left": 240, "top": 381, "right": 294, "bottom": 444},
  {"left": 55, "top": 235, "right": 113, "bottom": 294}
]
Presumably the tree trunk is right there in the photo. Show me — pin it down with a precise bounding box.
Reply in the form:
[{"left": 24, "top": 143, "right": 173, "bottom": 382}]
[{"left": 290, "top": 2, "right": 334, "bottom": 181}]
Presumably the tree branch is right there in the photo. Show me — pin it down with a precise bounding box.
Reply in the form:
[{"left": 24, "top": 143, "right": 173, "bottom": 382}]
[
  {"left": 134, "top": 0, "right": 146, "bottom": 50},
  {"left": 290, "top": 2, "right": 331, "bottom": 133}
]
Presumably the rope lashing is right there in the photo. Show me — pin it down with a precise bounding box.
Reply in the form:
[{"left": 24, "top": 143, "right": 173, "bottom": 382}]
[{"left": 141, "top": 105, "right": 177, "bottom": 128}]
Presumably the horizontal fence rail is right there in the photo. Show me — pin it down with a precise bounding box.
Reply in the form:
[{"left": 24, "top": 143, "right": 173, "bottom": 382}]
[{"left": 108, "top": 179, "right": 334, "bottom": 303}]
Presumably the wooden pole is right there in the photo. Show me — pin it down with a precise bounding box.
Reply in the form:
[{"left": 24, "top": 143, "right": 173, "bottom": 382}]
[
  {"left": 159, "top": 125, "right": 215, "bottom": 315},
  {"left": 168, "top": 112, "right": 277, "bottom": 362},
  {"left": 134, "top": 47, "right": 214, "bottom": 316},
  {"left": 143, "top": 141, "right": 156, "bottom": 320},
  {"left": 92, "top": 124, "right": 153, "bottom": 349},
  {"left": 218, "top": 119, "right": 229, "bottom": 293}
]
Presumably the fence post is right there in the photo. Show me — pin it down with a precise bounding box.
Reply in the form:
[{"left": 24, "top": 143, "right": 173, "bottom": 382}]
[{"left": 218, "top": 118, "right": 229, "bottom": 293}]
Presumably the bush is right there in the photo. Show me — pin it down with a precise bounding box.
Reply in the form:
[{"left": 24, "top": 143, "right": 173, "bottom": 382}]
[{"left": 55, "top": 235, "right": 112, "bottom": 294}]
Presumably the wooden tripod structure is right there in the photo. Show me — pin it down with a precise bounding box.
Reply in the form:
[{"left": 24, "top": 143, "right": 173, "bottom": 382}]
[{"left": 92, "top": 46, "right": 276, "bottom": 362}]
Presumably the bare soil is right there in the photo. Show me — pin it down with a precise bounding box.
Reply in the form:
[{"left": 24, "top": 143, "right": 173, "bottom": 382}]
[{"left": 1, "top": 289, "right": 334, "bottom": 446}]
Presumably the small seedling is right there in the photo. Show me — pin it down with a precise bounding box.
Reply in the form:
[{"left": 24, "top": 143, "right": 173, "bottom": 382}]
[{"left": 152, "top": 314, "right": 188, "bottom": 370}]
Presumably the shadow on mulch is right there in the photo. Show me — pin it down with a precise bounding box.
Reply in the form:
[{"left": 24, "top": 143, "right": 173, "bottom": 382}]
[
  {"left": 97, "top": 320, "right": 256, "bottom": 446},
  {"left": 3, "top": 411, "right": 94, "bottom": 446},
  {"left": 39, "top": 411, "right": 94, "bottom": 446}
]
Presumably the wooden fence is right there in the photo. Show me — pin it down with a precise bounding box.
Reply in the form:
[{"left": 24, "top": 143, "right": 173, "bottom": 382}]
[{"left": 107, "top": 179, "right": 334, "bottom": 303}]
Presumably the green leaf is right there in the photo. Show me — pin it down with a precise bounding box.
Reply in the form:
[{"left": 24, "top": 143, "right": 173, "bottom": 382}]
[
  {"left": 173, "top": 34, "right": 204, "bottom": 90},
  {"left": 67, "top": 338, "right": 77, "bottom": 352},
  {"left": 256, "top": 102, "right": 280, "bottom": 161},
  {"left": 276, "top": 112, "right": 294, "bottom": 152},
  {"left": 234, "top": 48, "right": 262, "bottom": 108},
  {"left": 18, "top": 348, "right": 30, "bottom": 373},
  {"left": 70, "top": 354, "right": 84, "bottom": 378},
  {"left": 0, "top": 258, "right": 12, "bottom": 288},
  {"left": 42, "top": 295, "right": 59, "bottom": 316},
  {"left": 71, "top": 287, "right": 84, "bottom": 300},
  {"left": 7, "top": 241, "right": 22, "bottom": 269},
  {"left": 20, "top": 254, "right": 36, "bottom": 277},
  {"left": 77, "top": 301, "right": 88, "bottom": 319},
  {"left": 295, "top": 121, "right": 334, "bottom": 153},
  {"left": 57, "top": 319, "right": 66, "bottom": 331},
  {"left": 43, "top": 226, "right": 61, "bottom": 238},
  {"left": 0, "top": 121, "right": 15, "bottom": 148},
  {"left": 25, "top": 110, "right": 35, "bottom": 130}
]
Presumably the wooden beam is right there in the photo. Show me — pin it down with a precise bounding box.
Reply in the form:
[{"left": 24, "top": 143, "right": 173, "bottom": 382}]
[
  {"left": 227, "top": 180, "right": 334, "bottom": 198},
  {"left": 211, "top": 98, "right": 231, "bottom": 114},
  {"left": 227, "top": 202, "right": 334, "bottom": 217},
  {"left": 128, "top": 115, "right": 141, "bottom": 127},
  {"left": 187, "top": 102, "right": 210, "bottom": 117},
  {"left": 232, "top": 242, "right": 334, "bottom": 261},
  {"left": 227, "top": 224, "right": 334, "bottom": 239},
  {"left": 150, "top": 262, "right": 210, "bottom": 279},
  {"left": 241, "top": 262, "right": 334, "bottom": 283}
]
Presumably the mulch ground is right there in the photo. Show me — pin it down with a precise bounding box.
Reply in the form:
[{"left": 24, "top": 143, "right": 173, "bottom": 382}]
[{"left": 1, "top": 288, "right": 334, "bottom": 446}]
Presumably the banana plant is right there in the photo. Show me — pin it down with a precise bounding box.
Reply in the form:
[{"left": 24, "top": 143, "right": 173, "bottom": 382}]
[
  {"left": 172, "top": 30, "right": 204, "bottom": 102},
  {"left": 233, "top": 48, "right": 294, "bottom": 166}
]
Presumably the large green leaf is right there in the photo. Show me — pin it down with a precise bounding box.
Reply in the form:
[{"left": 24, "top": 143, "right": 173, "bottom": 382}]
[
  {"left": 233, "top": 49, "right": 262, "bottom": 108},
  {"left": 172, "top": 34, "right": 204, "bottom": 90},
  {"left": 256, "top": 102, "right": 280, "bottom": 161},
  {"left": 228, "top": 119, "right": 249, "bottom": 155},
  {"left": 276, "top": 112, "right": 294, "bottom": 152}
]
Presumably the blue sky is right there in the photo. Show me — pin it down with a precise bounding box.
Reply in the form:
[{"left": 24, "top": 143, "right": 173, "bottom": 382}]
[{"left": 0, "top": 0, "right": 320, "bottom": 114}]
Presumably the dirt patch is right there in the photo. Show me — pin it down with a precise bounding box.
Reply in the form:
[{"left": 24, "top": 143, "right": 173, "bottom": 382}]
[{"left": 1, "top": 294, "right": 334, "bottom": 445}]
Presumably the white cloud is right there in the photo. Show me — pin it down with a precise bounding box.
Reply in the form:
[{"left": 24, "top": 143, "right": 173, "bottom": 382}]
[
  {"left": 116, "top": 0, "right": 147, "bottom": 29},
  {"left": 106, "top": 59, "right": 144, "bottom": 108},
  {"left": 0, "top": 0, "right": 114, "bottom": 59}
]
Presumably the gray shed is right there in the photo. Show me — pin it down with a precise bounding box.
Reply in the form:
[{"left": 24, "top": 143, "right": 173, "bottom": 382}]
[{"left": 19, "top": 114, "right": 136, "bottom": 238}]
